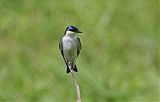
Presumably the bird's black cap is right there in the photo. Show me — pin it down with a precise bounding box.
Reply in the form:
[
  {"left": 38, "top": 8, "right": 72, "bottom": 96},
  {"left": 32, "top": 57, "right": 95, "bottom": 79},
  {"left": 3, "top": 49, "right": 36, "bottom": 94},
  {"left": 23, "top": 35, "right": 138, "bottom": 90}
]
[{"left": 66, "top": 26, "right": 82, "bottom": 33}]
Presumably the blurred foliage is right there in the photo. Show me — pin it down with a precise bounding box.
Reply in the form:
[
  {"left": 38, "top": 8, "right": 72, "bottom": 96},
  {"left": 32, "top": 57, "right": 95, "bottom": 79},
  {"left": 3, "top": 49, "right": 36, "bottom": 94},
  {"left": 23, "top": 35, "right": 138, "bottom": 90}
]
[{"left": 0, "top": 0, "right": 159, "bottom": 102}]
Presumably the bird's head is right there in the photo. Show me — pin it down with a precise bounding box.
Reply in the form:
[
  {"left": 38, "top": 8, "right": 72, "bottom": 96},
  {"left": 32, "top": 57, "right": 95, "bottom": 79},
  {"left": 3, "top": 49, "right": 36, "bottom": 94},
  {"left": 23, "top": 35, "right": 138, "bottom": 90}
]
[{"left": 65, "top": 26, "right": 82, "bottom": 35}]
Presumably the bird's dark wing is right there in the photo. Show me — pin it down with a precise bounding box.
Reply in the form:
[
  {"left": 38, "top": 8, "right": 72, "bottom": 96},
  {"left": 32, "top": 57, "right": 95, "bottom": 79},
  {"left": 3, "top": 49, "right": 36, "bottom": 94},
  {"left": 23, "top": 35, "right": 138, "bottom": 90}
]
[
  {"left": 77, "top": 37, "right": 81, "bottom": 57},
  {"left": 59, "top": 38, "right": 70, "bottom": 73},
  {"left": 59, "top": 38, "right": 67, "bottom": 63},
  {"left": 59, "top": 37, "right": 63, "bottom": 54}
]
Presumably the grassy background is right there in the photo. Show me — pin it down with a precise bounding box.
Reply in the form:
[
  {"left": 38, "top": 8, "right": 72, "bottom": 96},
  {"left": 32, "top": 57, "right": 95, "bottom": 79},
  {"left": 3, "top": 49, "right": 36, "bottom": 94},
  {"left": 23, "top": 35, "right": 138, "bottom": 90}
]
[{"left": 0, "top": 0, "right": 159, "bottom": 102}]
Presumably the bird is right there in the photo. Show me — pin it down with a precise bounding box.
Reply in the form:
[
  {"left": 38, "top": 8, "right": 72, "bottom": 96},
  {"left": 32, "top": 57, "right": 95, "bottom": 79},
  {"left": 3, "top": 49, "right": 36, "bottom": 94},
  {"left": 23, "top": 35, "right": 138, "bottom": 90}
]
[{"left": 59, "top": 26, "right": 82, "bottom": 73}]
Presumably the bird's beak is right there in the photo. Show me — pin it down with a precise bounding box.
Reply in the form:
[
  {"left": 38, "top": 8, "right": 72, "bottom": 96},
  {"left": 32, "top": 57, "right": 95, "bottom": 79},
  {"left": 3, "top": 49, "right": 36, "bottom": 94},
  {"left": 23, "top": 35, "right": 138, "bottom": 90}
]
[{"left": 77, "top": 30, "right": 82, "bottom": 33}]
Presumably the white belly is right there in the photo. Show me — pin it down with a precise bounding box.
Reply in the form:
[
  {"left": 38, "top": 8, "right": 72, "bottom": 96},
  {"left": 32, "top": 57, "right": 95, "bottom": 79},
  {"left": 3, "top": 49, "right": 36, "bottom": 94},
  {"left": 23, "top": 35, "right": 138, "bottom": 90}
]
[{"left": 62, "top": 36, "right": 77, "bottom": 62}]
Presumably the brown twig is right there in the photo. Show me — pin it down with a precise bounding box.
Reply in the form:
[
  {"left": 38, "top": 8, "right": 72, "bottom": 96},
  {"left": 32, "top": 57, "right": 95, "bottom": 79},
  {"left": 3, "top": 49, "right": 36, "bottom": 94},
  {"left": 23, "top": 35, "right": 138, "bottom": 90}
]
[{"left": 68, "top": 63, "right": 81, "bottom": 102}]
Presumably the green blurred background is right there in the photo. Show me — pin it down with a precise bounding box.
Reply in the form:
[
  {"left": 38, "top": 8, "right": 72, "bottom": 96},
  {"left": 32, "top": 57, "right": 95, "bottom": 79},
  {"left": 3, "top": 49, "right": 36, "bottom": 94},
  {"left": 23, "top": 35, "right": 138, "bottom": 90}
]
[{"left": 0, "top": 0, "right": 159, "bottom": 102}]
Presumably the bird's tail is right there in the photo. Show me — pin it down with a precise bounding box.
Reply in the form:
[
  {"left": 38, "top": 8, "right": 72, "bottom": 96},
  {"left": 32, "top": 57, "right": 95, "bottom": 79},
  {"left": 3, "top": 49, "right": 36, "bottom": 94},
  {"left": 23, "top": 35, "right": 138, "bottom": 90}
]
[{"left": 66, "top": 65, "right": 78, "bottom": 73}]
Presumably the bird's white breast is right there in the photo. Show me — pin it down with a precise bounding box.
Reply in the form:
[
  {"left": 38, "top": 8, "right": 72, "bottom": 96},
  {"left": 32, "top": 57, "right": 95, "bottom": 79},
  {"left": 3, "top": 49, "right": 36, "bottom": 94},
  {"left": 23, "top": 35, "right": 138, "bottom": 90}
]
[{"left": 62, "top": 35, "right": 78, "bottom": 61}]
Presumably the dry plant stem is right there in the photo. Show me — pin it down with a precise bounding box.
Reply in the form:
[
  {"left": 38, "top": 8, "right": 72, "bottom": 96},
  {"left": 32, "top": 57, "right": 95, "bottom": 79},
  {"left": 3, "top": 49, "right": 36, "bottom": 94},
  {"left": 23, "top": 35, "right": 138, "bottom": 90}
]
[{"left": 68, "top": 63, "right": 81, "bottom": 102}]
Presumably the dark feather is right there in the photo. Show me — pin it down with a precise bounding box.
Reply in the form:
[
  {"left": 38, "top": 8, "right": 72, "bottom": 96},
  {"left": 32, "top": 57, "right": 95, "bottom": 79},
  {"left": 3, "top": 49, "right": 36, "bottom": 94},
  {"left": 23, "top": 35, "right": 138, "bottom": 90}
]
[
  {"left": 59, "top": 38, "right": 68, "bottom": 67},
  {"left": 77, "top": 37, "right": 81, "bottom": 57}
]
